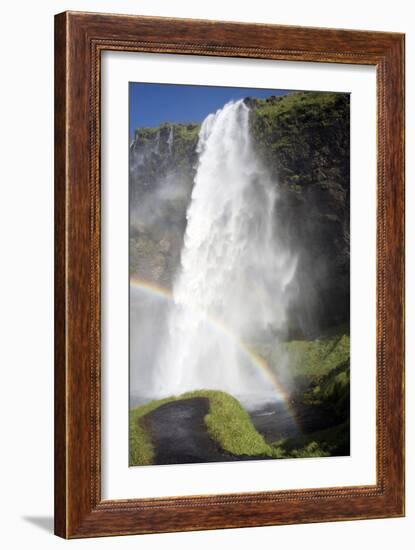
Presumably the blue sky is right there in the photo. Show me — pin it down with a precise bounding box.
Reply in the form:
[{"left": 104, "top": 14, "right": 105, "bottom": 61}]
[{"left": 129, "top": 83, "right": 290, "bottom": 138}]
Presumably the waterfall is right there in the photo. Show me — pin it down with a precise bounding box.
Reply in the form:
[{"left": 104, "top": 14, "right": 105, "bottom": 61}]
[
  {"left": 167, "top": 125, "right": 174, "bottom": 154},
  {"left": 154, "top": 100, "right": 297, "bottom": 406}
]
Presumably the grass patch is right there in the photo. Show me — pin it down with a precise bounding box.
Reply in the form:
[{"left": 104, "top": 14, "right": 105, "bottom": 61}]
[
  {"left": 201, "top": 391, "right": 270, "bottom": 457},
  {"left": 129, "top": 396, "right": 177, "bottom": 466}
]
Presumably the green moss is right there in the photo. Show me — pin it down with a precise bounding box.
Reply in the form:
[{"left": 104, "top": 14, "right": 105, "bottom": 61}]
[{"left": 277, "top": 329, "right": 350, "bottom": 379}]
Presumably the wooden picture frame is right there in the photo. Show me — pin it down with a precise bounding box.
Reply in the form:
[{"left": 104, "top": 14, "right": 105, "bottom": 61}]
[{"left": 54, "top": 11, "right": 405, "bottom": 538}]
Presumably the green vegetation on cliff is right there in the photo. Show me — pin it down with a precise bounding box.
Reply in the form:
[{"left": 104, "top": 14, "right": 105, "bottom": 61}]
[
  {"left": 132, "top": 91, "right": 350, "bottom": 200},
  {"left": 302, "top": 359, "right": 350, "bottom": 421},
  {"left": 274, "top": 421, "right": 349, "bottom": 458},
  {"left": 253, "top": 324, "right": 349, "bottom": 382},
  {"left": 278, "top": 328, "right": 350, "bottom": 379},
  {"left": 250, "top": 324, "right": 350, "bottom": 458},
  {"left": 132, "top": 122, "right": 200, "bottom": 182},
  {"left": 251, "top": 91, "right": 350, "bottom": 192}
]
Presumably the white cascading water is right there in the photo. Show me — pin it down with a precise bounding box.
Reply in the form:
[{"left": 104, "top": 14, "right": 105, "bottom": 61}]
[{"left": 154, "top": 100, "right": 297, "bottom": 406}]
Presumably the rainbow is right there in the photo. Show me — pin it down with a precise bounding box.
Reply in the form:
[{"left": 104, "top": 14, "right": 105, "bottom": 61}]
[{"left": 130, "top": 276, "right": 301, "bottom": 430}]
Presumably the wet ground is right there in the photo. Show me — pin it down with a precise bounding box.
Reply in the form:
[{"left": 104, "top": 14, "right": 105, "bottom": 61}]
[{"left": 141, "top": 396, "right": 332, "bottom": 465}]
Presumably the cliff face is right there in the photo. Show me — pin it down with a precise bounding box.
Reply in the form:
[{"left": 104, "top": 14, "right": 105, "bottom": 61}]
[
  {"left": 129, "top": 91, "right": 350, "bottom": 335},
  {"left": 129, "top": 123, "right": 199, "bottom": 288},
  {"left": 250, "top": 92, "right": 350, "bottom": 334}
]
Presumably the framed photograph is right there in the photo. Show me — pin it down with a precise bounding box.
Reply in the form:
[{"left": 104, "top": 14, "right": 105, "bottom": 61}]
[{"left": 54, "top": 11, "right": 405, "bottom": 538}]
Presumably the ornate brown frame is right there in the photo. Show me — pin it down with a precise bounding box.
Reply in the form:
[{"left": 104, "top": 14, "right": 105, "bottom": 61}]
[{"left": 54, "top": 11, "right": 405, "bottom": 538}]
